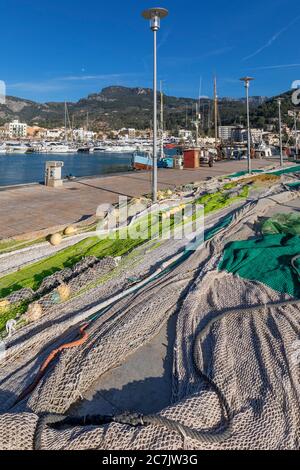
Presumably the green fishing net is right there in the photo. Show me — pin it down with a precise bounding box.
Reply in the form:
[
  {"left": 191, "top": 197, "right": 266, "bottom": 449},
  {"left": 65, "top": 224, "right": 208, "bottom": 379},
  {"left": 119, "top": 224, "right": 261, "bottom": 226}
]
[
  {"left": 272, "top": 165, "right": 300, "bottom": 176},
  {"left": 219, "top": 233, "right": 300, "bottom": 298},
  {"left": 262, "top": 213, "right": 300, "bottom": 236},
  {"left": 227, "top": 169, "right": 263, "bottom": 179}
]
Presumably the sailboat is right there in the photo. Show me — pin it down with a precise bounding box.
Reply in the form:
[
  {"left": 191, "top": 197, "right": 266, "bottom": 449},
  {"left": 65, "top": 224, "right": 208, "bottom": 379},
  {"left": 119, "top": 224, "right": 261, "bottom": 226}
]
[{"left": 47, "top": 102, "right": 75, "bottom": 153}]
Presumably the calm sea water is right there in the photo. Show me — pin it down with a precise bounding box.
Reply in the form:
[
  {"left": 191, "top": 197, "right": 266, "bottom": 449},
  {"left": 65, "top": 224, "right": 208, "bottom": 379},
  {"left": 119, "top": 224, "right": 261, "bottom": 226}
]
[{"left": 0, "top": 152, "right": 133, "bottom": 186}]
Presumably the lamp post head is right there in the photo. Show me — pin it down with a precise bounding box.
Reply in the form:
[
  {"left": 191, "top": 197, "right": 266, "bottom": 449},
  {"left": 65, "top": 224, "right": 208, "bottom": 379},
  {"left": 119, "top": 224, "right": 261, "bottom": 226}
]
[
  {"left": 240, "top": 76, "right": 255, "bottom": 88},
  {"left": 142, "top": 7, "right": 169, "bottom": 31}
]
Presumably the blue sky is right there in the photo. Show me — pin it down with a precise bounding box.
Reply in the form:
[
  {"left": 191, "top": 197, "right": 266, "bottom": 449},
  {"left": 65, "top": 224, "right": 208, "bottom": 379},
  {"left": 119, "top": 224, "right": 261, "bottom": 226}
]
[{"left": 1, "top": 0, "right": 300, "bottom": 102}]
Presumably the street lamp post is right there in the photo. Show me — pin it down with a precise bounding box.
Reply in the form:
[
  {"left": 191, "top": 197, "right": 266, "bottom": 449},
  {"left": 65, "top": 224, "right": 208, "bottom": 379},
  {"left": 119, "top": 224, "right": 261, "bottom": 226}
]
[
  {"left": 142, "top": 7, "right": 168, "bottom": 203},
  {"left": 277, "top": 98, "right": 283, "bottom": 167},
  {"left": 240, "top": 77, "right": 254, "bottom": 174},
  {"left": 295, "top": 111, "right": 299, "bottom": 159}
]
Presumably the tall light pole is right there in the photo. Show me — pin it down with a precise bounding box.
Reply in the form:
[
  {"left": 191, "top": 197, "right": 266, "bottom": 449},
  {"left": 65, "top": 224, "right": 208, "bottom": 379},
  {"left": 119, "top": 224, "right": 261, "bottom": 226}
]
[
  {"left": 277, "top": 98, "right": 283, "bottom": 167},
  {"left": 294, "top": 111, "right": 299, "bottom": 159},
  {"left": 142, "top": 7, "right": 168, "bottom": 203},
  {"left": 240, "top": 77, "right": 254, "bottom": 174}
]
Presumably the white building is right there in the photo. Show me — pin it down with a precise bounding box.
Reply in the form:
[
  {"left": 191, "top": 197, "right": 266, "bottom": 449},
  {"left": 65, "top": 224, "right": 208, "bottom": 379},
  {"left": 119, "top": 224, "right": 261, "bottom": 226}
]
[
  {"left": 178, "top": 129, "right": 193, "bottom": 140},
  {"left": 45, "top": 129, "right": 63, "bottom": 140},
  {"left": 73, "top": 128, "right": 96, "bottom": 141},
  {"left": 8, "top": 119, "right": 27, "bottom": 138},
  {"left": 119, "top": 128, "right": 136, "bottom": 139},
  {"left": 251, "top": 128, "right": 264, "bottom": 143},
  {"left": 218, "top": 126, "right": 235, "bottom": 141}
]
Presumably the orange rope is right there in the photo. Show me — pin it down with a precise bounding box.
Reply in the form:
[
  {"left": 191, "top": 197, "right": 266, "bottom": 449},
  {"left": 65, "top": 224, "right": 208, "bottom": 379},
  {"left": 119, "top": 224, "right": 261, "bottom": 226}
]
[{"left": 14, "top": 323, "right": 89, "bottom": 406}]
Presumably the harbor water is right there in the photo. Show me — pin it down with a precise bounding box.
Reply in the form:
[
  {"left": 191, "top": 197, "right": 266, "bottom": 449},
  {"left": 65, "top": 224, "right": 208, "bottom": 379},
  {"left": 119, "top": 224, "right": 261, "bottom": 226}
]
[{"left": 0, "top": 152, "right": 133, "bottom": 187}]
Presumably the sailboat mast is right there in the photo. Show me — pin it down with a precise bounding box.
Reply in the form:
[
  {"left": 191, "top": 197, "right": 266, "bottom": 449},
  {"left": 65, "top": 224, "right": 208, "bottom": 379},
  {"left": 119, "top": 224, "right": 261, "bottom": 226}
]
[
  {"left": 198, "top": 77, "right": 202, "bottom": 134},
  {"left": 214, "top": 77, "right": 218, "bottom": 147},
  {"left": 160, "top": 81, "right": 164, "bottom": 159},
  {"left": 294, "top": 112, "right": 298, "bottom": 157},
  {"left": 195, "top": 102, "right": 199, "bottom": 147},
  {"left": 86, "top": 112, "right": 89, "bottom": 143},
  {"left": 64, "top": 101, "right": 67, "bottom": 142}
]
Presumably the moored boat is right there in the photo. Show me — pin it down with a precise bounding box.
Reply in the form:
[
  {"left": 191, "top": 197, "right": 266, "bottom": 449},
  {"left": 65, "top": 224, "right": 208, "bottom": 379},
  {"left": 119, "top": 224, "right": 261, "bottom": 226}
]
[{"left": 132, "top": 151, "right": 153, "bottom": 170}]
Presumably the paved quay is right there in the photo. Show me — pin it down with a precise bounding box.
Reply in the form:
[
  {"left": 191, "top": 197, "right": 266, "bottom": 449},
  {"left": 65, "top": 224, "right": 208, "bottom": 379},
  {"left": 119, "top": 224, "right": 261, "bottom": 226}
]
[{"left": 0, "top": 159, "right": 280, "bottom": 239}]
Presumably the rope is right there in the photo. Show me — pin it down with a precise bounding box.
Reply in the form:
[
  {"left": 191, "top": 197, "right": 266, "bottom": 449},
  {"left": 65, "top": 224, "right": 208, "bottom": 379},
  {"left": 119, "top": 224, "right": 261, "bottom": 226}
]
[{"left": 13, "top": 323, "right": 89, "bottom": 406}]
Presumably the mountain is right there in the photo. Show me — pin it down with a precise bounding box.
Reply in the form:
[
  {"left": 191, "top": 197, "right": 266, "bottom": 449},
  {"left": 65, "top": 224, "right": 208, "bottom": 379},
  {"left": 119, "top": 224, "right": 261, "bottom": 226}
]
[{"left": 0, "top": 85, "right": 296, "bottom": 133}]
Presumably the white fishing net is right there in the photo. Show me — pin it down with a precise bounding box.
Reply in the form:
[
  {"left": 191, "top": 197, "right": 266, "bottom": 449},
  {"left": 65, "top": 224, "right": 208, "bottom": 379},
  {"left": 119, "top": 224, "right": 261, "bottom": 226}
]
[{"left": 0, "top": 185, "right": 299, "bottom": 450}]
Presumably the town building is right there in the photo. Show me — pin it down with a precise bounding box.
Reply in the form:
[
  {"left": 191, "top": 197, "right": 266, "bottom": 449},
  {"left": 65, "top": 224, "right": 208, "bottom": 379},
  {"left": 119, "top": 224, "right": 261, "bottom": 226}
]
[
  {"left": 73, "top": 128, "right": 96, "bottom": 141},
  {"left": 218, "top": 126, "right": 235, "bottom": 141},
  {"left": 178, "top": 129, "right": 193, "bottom": 140},
  {"left": 45, "top": 128, "right": 64, "bottom": 140},
  {"left": 119, "top": 128, "right": 136, "bottom": 139},
  {"left": 0, "top": 126, "right": 9, "bottom": 139},
  {"left": 229, "top": 126, "right": 263, "bottom": 143},
  {"left": 27, "top": 126, "right": 46, "bottom": 139},
  {"left": 231, "top": 126, "right": 246, "bottom": 142},
  {"left": 8, "top": 119, "right": 27, "bottom": 138}
]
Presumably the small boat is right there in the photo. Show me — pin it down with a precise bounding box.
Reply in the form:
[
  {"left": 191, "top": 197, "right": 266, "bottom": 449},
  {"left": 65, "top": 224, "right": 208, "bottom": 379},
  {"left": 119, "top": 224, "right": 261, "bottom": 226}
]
[
  {"left": 92, "top": 147, "right": 107, "bottom": 152},
  {"left": 5, "top": 142, "right": 32, "bottom": 154},
  {"left": 0, "top": 144, "right": 6, "bottom": 154},
  {"left": 132, "top": 151, "right": 153, "bottom": 170},
  {"left": 45, "top": 142, "right": 75, "bottom": 153},
  {"left": 132, "top": 151, "right": 179, "bottom": 170},
  {"left": 164, "top": 143, "right": 179, "bottom": 149},
  {"left": 77, "top": 146, "right": 91, "bottom": 153}
]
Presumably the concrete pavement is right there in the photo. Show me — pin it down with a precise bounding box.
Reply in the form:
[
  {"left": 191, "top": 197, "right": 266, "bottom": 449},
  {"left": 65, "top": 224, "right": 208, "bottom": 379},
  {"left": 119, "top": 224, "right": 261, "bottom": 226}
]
[{"left": 0, "top": 160, "right": 276, "bottom": 239}]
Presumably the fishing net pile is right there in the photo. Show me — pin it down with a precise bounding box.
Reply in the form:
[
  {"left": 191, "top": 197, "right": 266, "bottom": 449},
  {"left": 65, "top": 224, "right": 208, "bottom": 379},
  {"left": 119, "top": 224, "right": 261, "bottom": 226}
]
[{"left": 0, "top": 176, "right": 300, "bottom": 450}]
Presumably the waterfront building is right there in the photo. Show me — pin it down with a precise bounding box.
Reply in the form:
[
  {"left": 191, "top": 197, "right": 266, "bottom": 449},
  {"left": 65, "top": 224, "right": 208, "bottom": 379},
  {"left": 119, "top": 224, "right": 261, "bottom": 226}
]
[
  {"left": 218, "top": 126, "right": 235, "bottom": 141},
  {"left": 27, "top": 126, "right": 46, "bottom": 139},
  {"left": 0, "top": 126, "right": 9, "bottom": 139},
  {"left": 119, "top": 128, "right": 136, "bottom": 139},
  {"left": 73, "top": 128, "right": 96, "bottom": 141},
  {"left": 251, "top": 128, "right": 264, "bottom": 143},
  {"left": 231, "top": 126, "right": 263, "bottom": 143},
  {"left": 45, "top": 128, "right": 64, "bottom": 140},
  {"left": 231, "top": 126, "right": 247, "bottom": 142},
  {"left": 8, "top": 119, "right": 27, "bottom": 138},
  {"left": 178, "top": 129, "right": 193, "bottom": 140}
]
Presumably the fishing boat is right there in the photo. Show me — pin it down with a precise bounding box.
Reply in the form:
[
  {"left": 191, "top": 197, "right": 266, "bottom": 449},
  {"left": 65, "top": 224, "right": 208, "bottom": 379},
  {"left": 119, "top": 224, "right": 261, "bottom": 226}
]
[
  {"left": 132, "top": 151, "right": 153, "bottom": 170},
  {"left": 132, "top": 150, "right": 182, "bottom": 170}
]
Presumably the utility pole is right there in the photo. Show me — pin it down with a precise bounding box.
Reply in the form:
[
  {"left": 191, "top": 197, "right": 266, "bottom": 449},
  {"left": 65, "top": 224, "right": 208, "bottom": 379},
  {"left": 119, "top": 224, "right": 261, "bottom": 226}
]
[
  {"left": 160, "top": 81, "right": 164, "bottom": 159},
  {"left": 193, "top": 103, "right": 200, "bottom": 147},
  {"left": 142, "top": 7, "right": 168, "bottom": 203},
  {"left": 214, "top": 77, "right": 218, "bottom": 147},
  {"left": 185, "top": 104, "right": 188, "bottom": 129},
  {"left": 64, "top": 102, "right": 67, "bottom": 142},
  {"left": 240, "top": 77, "right": 255, "bottom": 174},
  {"left": 295, "top": 111, "right": 299, "bottom": 159}
]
